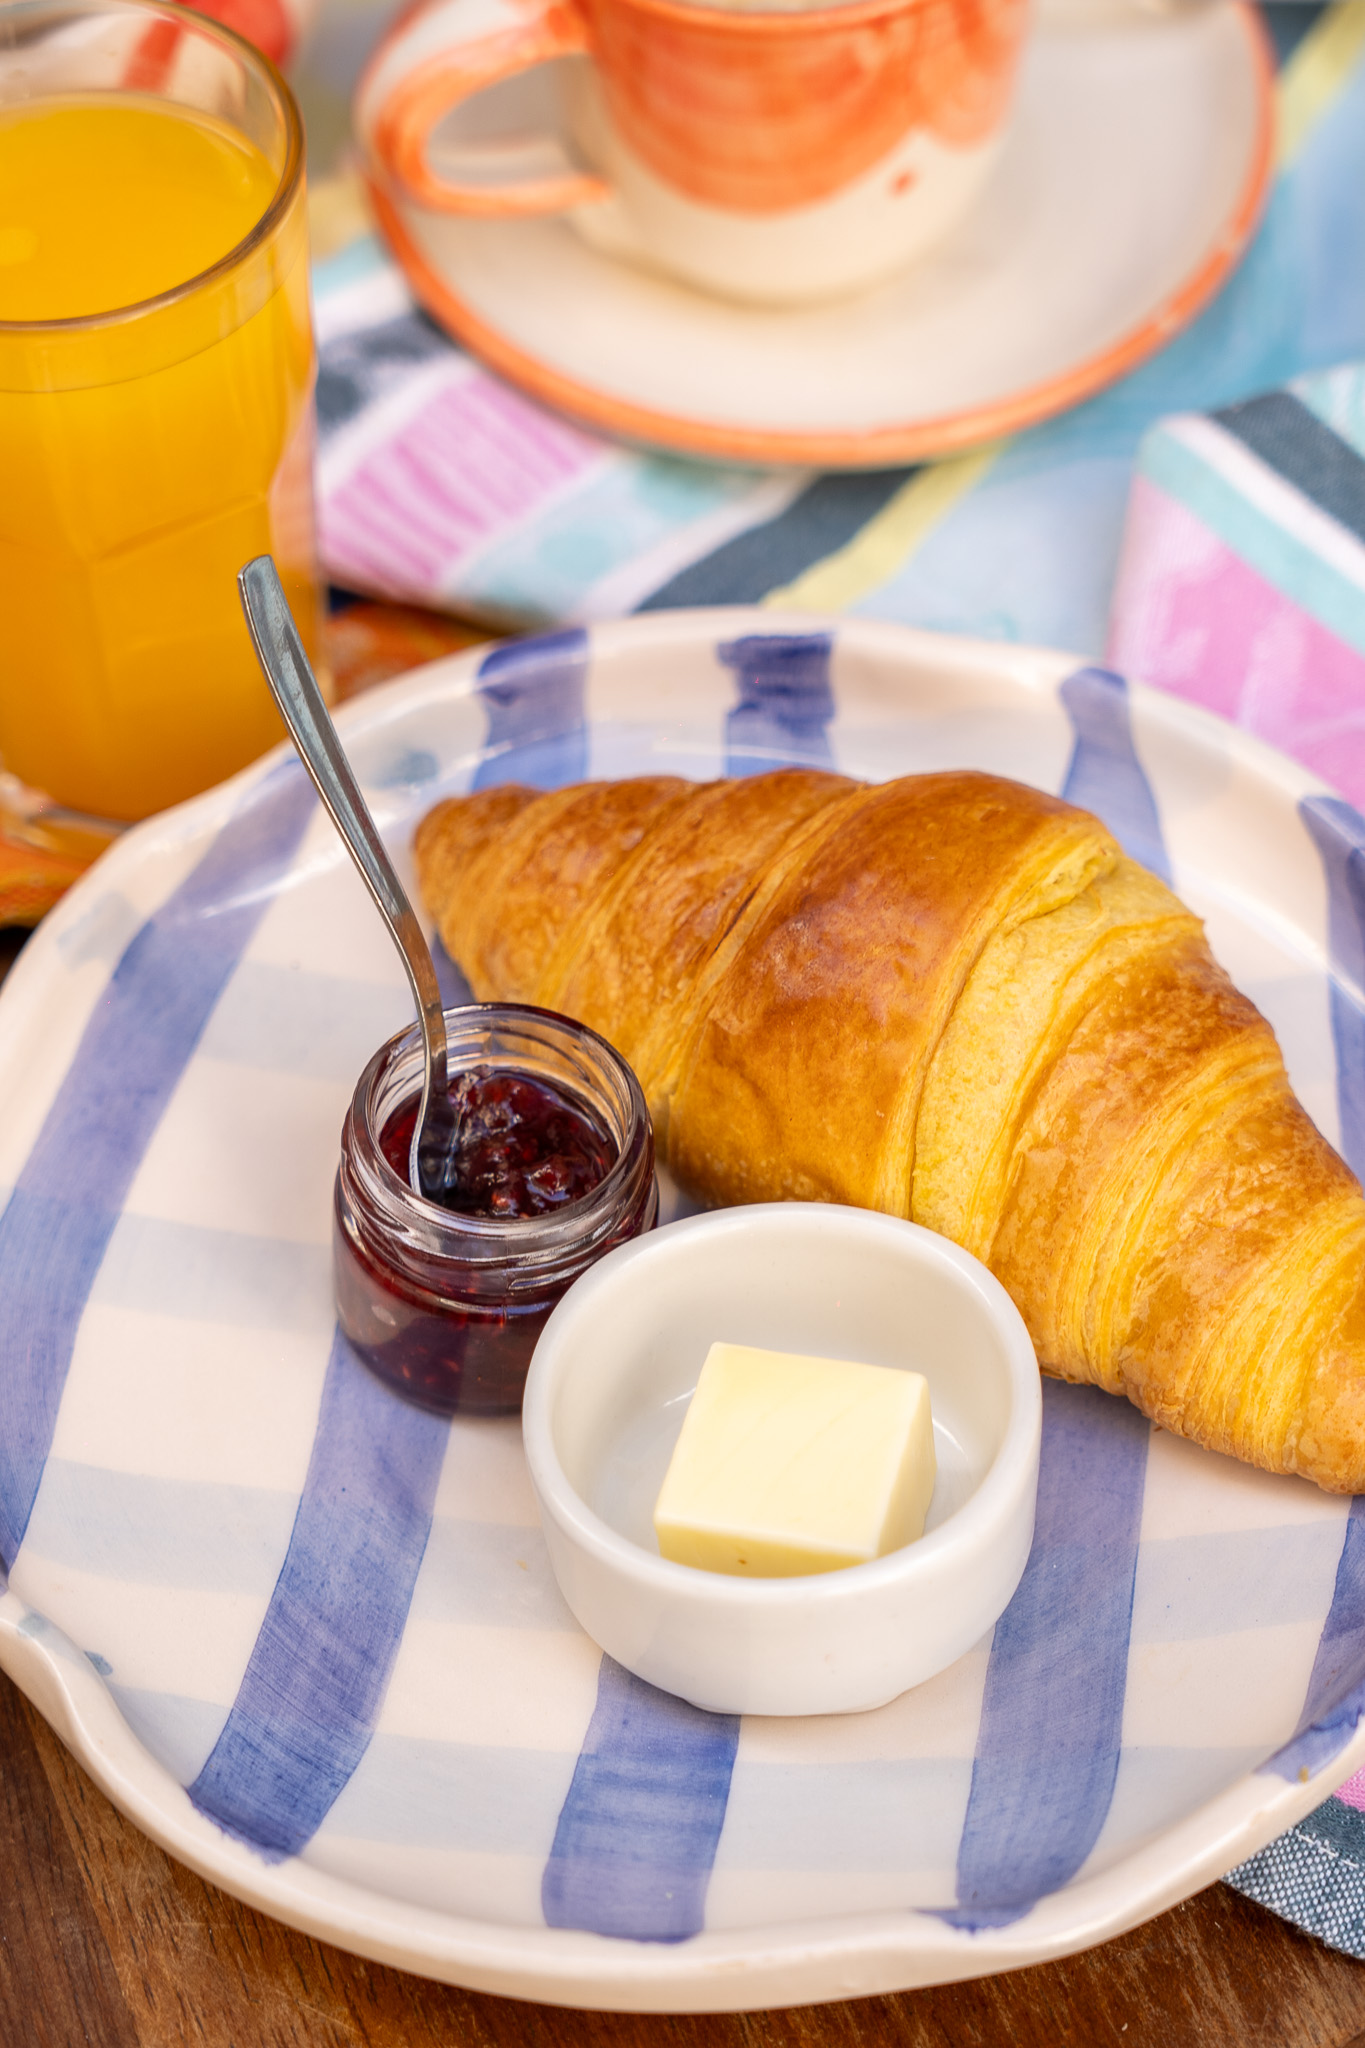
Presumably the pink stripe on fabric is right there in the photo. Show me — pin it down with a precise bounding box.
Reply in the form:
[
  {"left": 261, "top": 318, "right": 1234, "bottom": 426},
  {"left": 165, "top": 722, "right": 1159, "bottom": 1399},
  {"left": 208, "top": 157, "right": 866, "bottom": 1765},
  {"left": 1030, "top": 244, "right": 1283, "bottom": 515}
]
[
  {"left": 1108, "top": 477, "right": 1365, "bottom": 807},
  {"left": 1335, "top": 1767, "right": 1365, "bottom": 1813},
  {"left": 319, "top": 372, "right": 601, "bottom": 602}
]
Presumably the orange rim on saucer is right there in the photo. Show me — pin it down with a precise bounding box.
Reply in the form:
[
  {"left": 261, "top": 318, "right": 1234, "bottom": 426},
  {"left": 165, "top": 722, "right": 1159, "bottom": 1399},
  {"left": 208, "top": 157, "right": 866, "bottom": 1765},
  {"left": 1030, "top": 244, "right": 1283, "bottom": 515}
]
[{"left": 366, "top": 0, "right": 1274, "bottom": 469}]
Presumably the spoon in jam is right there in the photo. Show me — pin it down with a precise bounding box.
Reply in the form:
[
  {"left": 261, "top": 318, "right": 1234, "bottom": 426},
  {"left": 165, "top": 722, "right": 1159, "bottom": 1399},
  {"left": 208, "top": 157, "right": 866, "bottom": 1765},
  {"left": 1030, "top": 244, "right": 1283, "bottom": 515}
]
[{"left": 237, "top": 554, "right": 459, "bottom": 1200}]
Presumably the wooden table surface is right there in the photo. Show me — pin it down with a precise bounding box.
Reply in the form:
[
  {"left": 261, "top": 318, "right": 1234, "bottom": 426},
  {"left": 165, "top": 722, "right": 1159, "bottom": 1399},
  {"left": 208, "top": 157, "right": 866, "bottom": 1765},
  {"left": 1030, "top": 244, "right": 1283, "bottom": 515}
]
[
  {"left": 6, "top": 614, "right": 1365, "bottom": 2047},
  {"left": 2, "top": 1659, "right": 1365, "bottom": 2048}
]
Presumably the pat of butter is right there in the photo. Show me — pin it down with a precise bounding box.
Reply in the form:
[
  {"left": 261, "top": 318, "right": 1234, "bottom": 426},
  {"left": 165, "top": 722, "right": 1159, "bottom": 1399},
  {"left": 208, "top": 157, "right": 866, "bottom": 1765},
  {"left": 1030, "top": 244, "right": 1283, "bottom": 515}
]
[{"left": 653, "top": 1342, "right": 936, "bottom": 1578}]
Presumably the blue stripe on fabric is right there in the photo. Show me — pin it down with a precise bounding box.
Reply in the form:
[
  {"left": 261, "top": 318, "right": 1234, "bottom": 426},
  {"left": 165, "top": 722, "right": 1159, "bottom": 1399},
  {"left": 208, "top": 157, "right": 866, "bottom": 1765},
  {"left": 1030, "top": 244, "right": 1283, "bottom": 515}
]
[
  {"left": 473, "top": 629, "right": 589, "bottom": 790},
  {"left": 456, "top": 455, "right": 773, "bottom": 628},
  {"left": 719, "top": 633, "right": 836, "bottom": 778},
  {"left": 1140, "top": 428, "right": 1365, "bottom": 663},
  {"left": 1214, "top": 392, "right": 1365, "bottom": 548},
  {"left": 0, "top": 762, "right": 315, "bottom": 1576},
  {"left": 1059, "top": 667, "right": 1172, "bottom": 884},
  {"left": 1300, "top": 795, "right": 1365, "bottom": 1178},
  {"left": 315, "top": 304, "right": 451, "bottom": 437},
  {"left": 637, "top": 469, "right": 914, "bottom": 610},
  {"left": 1287, "top": 1793, "right": 1365, "bottom": 1864},
  {"left": 1227, "top": 1802, "right": 1365, "bottom": 1961},
  {"left": 1296, "top": 363, "right": 1365, "bottom": 467},
  {"left": 541, "top": 1656, "right": 739, "bottom": 1942},
  {"left": 936, "top": 1378, "right": 1149, "bottom": 1930},
  {"left": 1264, "top": 1499, "right": 1365, "bottom": 1784},
  {"left": 188, "top": 1330, "right": 447, "bottom": 1861}
]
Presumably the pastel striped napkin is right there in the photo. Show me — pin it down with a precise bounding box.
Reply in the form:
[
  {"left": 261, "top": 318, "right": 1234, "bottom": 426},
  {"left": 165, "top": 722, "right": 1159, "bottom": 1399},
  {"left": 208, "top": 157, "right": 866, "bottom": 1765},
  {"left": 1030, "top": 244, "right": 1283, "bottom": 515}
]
[
  {"left": 1228, "top": 1767, "right": 1365, "bottom": 1954},
  {"left": 1107, "top": 364, "right": 1365, "bottom": 808}
]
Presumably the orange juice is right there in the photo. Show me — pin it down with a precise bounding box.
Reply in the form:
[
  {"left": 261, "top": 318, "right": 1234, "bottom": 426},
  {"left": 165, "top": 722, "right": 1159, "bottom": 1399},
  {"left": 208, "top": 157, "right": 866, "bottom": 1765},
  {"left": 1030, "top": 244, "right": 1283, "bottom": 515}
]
[{"left": 0, "top": 86, "right": 318, "bottom": 820}]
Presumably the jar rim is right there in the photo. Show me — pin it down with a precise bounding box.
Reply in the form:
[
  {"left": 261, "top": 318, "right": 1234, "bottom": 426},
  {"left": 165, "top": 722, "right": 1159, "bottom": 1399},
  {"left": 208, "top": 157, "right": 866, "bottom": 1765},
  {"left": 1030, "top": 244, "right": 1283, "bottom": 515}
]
[{"left": 351, "top": 1001, "right": 654, "bottom": 1254}]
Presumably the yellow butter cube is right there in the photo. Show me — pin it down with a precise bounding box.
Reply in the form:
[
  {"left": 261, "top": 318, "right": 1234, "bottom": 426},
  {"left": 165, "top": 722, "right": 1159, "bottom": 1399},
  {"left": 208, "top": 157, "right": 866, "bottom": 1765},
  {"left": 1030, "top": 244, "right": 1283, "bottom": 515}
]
[{"left": 653, "top": 1341, "right": 937, "bottom": 1578}]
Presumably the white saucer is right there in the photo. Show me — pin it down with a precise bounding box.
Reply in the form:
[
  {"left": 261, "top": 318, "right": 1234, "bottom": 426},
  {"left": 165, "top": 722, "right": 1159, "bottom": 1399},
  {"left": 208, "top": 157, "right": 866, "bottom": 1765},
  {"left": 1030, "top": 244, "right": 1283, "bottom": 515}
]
[{"left": 369, "top": 0, "right": 1272, "bottom": 468}]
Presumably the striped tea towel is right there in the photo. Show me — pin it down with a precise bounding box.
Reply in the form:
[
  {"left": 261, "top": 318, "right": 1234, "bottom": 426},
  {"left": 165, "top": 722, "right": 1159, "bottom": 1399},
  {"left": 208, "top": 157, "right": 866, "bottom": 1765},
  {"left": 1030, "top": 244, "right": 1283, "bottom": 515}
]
[
  {"left": 1228, "top": 1766, "right": 1365, "bottom": 1955},
  {"left": 1107, "top": 363, "right": 1365, "bottom": 807},
  {"left": 312, "top": 227, "right": 816, "bottom": 629}
]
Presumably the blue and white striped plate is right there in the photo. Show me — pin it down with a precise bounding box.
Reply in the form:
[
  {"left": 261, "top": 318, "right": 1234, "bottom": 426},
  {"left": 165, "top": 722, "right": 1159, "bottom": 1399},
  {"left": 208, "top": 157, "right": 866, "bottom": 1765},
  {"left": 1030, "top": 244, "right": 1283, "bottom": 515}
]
[{"left": 3, "top": 610, "right": 1365, "bottom": 2011}]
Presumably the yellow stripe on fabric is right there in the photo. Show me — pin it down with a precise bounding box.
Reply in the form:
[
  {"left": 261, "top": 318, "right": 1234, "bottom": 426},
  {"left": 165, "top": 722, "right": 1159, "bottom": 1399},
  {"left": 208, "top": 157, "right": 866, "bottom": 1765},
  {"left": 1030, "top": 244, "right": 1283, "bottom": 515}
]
[
  {"left": 1277, "top": 0, "right": 1365, "bottom": 171},
  {"left": 762, "top": 443, "right": 1003, "bottom": 613}
]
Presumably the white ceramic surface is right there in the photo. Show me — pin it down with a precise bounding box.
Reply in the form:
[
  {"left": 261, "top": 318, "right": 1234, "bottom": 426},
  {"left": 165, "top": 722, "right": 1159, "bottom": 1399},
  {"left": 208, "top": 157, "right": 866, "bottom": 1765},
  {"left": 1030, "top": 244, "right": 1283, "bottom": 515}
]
[
  {"left": 367, "top": 0, "right": 1272, "bottom": 464},
  {"left": 523, "top": 1206, "right": 1042, "bottom": 1715},
  {"left": 2, "top": 610, "right": 1365, "bottom": 2010}
]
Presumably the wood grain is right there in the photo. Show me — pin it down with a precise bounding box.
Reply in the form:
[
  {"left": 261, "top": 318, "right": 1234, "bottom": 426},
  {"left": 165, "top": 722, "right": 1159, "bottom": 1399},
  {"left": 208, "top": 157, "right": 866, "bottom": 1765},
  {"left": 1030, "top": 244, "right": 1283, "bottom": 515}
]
[
  {"left": 3, "top": 1663, "right": 1365, "bottom": 2048},
  {"left": 0, "top": 1666, "right": 138, "bottom": 2048}
]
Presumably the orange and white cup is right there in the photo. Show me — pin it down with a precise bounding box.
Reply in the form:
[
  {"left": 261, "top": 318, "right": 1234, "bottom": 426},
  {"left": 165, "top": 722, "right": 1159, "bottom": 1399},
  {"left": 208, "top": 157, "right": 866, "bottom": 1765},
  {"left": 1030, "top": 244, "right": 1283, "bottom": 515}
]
[{"left": 358, "top": 0, "right": 1031, "bottom": 306}]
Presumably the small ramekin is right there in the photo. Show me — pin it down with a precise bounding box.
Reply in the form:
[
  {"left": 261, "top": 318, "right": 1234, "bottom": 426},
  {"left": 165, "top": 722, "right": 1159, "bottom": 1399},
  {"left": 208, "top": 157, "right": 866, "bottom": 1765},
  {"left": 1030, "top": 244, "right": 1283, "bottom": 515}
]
[{"left": 521, "top": 1203, "right": 1041, "bottom": 1717}]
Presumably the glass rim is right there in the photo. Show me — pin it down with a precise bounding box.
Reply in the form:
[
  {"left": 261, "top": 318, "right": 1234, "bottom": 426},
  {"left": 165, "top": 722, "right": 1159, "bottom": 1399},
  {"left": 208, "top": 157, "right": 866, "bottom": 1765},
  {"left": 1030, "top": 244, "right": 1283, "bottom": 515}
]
[{"left": 0, "top": 0, "right": 304, "bottom": 338}]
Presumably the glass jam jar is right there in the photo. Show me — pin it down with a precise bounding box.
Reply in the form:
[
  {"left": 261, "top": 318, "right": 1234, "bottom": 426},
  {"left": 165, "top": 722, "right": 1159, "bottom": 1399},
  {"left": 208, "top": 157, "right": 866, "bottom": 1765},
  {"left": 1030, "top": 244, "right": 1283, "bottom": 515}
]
[{"left": 335, "top": 1004, "right": 657, "bottom": 1415}]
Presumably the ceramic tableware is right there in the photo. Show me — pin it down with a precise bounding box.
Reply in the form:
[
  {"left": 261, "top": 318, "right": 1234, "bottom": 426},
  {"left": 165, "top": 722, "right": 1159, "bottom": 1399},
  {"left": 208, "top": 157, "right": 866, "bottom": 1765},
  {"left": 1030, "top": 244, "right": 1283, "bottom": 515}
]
[
  {"left": 363, "top": 0, "right": 1272, "bottom": 464},
  {"left": 522, "top": 1204, "right": 1042, "bottom": 1716},
  {"left": 0, "top": 611, "right": 1359, "bottom": 2008},
  {"left": 359, "top": 0, "right": 1030, "bottom": 305}
]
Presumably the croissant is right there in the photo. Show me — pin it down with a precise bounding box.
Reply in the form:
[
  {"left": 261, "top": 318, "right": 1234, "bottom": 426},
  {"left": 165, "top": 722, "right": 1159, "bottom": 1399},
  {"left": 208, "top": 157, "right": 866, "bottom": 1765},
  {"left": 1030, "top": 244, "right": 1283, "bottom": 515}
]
[{"left": 414, "top": 768, "right": 1365, "bottom": 1494}]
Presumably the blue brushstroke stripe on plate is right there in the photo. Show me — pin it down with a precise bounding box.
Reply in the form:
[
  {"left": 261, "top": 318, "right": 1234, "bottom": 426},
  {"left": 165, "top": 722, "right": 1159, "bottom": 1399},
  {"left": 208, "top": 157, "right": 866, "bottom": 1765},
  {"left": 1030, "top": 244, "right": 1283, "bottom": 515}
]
[
  {"left": 720, "top": 633, "right": 836, "bottom": 777},
  {"left": 937, "top": 1379, "right": 1149, "bottom": 1929},
  {"left": 188, "top": 1330, "right": 447, "bottom": 1861},
  {"left": 1264, "top": 1499, "right": 1365, "bottom": 1783},
  {"left": 0, "top": 762, "right": 315, "bottom": 1575},
  {"left": 1300, "top": 795, "right": 1365, "bottom": 1179},
  {"left": 431, "top": 934, "right": 474, "bottom": 1010},
  {"left": 542, "top": 1657, "right": 740, "bottom": 1942},
  {"left": 474, "top": 629, "right": 589, "bottom": 790},
  {"left": 1059, "top": 667, "right": 1172, "bottom": 884}
]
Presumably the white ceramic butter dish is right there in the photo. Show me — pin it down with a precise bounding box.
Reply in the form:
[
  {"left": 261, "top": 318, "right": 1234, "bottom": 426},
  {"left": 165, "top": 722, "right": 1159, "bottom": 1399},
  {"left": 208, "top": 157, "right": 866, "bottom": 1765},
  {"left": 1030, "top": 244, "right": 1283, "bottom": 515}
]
[{"left": 521, "top": 1203, "right": 1041, "bottom": 1716}]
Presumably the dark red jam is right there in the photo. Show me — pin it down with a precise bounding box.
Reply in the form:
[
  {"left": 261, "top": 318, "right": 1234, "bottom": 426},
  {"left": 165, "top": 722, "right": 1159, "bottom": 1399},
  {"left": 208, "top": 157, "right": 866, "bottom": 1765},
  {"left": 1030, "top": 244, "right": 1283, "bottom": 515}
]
[
  {"left": 333, "top": 1008, "right": 656, "bottom": 1419},
  {"left": 333, "top": 1208, "right": 564, "bottom": 1415},
  {"left": 378, "top": 1068, "right": 616, "bottom": 1218}
]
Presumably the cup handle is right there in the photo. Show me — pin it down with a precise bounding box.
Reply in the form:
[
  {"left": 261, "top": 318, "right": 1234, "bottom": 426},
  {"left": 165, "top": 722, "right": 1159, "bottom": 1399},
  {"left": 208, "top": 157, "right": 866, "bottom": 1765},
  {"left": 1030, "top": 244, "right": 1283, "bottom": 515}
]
[{"left": 361, "top": 0, "right": 611, "bottom": 217}]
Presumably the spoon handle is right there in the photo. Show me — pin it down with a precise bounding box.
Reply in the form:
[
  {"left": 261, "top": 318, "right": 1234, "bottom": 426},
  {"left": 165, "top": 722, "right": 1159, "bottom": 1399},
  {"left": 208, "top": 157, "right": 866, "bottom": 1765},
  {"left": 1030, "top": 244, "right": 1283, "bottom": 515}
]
[{"left": 237, "top": 556, "right": 451, "bottom": 1188}]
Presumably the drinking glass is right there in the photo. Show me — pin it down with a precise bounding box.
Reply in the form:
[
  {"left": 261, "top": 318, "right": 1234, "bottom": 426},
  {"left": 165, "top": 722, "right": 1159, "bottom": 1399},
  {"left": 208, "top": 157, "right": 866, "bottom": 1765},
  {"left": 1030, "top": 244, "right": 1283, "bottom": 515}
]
[{"left": 0, "top": 0, "right": 320, "bottom": 821}]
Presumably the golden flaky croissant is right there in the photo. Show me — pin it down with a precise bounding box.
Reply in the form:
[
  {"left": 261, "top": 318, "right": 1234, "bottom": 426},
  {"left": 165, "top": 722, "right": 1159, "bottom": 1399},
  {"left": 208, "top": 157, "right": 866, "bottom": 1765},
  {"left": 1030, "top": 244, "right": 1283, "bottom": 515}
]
[{"left": 414, "top": 769, "right": 1365, "bottom": 1493}]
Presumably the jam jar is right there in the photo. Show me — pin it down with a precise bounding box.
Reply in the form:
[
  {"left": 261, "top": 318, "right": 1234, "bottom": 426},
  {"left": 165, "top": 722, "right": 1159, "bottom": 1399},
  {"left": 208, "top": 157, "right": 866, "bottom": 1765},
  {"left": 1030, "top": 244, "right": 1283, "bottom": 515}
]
[{"left": 334, "top": 1004, "right": 657, "bottom": 1415}]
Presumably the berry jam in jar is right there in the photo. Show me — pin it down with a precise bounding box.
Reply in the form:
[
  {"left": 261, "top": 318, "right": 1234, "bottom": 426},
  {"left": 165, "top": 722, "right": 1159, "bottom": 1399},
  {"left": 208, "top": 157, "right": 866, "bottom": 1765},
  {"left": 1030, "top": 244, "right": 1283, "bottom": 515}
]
[
  {"left": 378, "top": 1068, "right": 616, "bottom": 1220},
  {"left": 335, "top": 1005, "right": 657, "bottom": 1415}
]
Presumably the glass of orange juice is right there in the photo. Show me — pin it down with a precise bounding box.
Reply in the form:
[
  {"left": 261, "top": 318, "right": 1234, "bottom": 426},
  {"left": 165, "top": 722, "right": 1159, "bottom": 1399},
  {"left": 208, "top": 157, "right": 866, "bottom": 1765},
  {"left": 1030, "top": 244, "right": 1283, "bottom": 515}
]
[{"left": 0, "top": 0, "right": 319, "bottom": 822}]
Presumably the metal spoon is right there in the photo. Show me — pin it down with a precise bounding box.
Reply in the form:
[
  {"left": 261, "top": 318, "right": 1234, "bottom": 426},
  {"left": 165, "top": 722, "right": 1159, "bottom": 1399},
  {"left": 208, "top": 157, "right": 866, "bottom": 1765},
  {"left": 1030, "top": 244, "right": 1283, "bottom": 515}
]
[{"left": 238, "top": 555, "right": 458, "bottom": 1200}]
